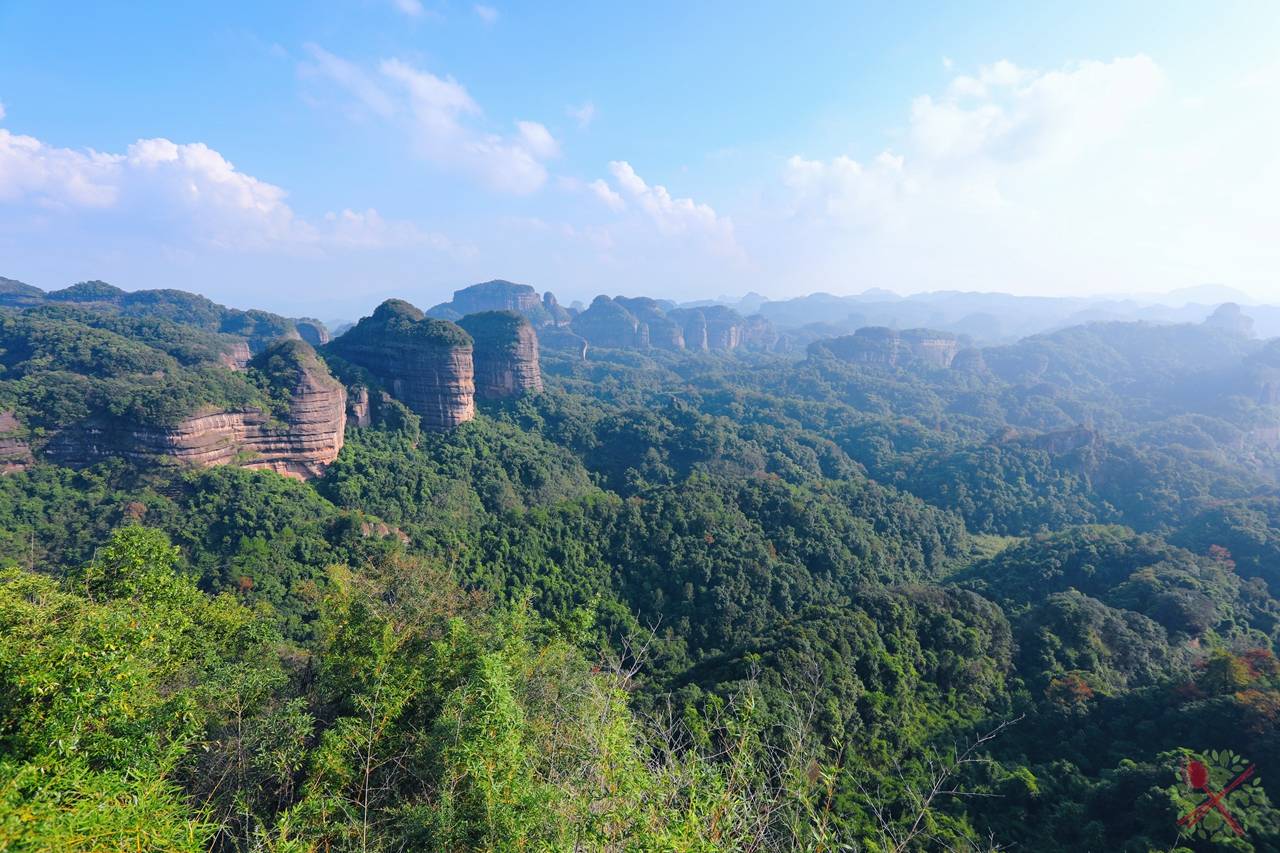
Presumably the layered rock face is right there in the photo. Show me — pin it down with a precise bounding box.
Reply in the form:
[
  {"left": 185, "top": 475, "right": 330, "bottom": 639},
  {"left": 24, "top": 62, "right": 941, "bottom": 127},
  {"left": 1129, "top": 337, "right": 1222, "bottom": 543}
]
[
  {"left": 218, "top": 340, "right": 253, "bottom": 370},
  {"left": 572, "top": 296, "right": 647, "bottom": 349},
  {"left": 673, "top": 309, "right": 709, "bottom": 352},
  {"left": 741, "top": 314, "right": 779, "bottom": 352},
  {"left": 900, "top": 329, "right": 962, "bottom": 367},
  {"left": 667, "top": 306, "right": 763, "bottom": 352},
  {"left": 616, "top": 297, "right": 685, "bottom": 350},
  {"left": 47, "top": 341, "right": 346, "bottom": 479},
  {"left": 328, "top": 299, "right": 475, "bottom": 430},
  {"left": 702, "top": 306, "right": 745, "bottom": 351},
  {"left": 294, "top": 319, "right": 331, "bottom": 346},
  {"left": 459, "top": 311, "right": 544, "bottom": 399},
  {"left": 429, "top": 280, "right": 551, "bottom": 326},
  {"left": 813, "top": 327, "right": 963, "bottom": 367},
  {"left": 0, "top": 411, "right": 33, "bottom": 473},
  {"left": 347, "top": 386, "right": 372, "bottom": 427}
]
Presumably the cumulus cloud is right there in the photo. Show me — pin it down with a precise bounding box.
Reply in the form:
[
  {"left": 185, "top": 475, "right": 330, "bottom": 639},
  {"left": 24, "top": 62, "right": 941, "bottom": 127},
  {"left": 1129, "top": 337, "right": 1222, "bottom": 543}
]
[
  {"left": 784, "top": 55, "right": 1167, "bottom": 229},
  {"left": 910, "top": 55, "right": 1164, "bottom": 164},
  {"left": 588, "top": 178, "right": 624, "bottom": 211},
  {"left": 0, "top": 128, "right": 450, "bottom": 252},
  {"left": 305, "top": 48, "right": 559, "bottom": 194},
  {"left": 473, "top": 4, "right": 498, "bottom": 24},
  {"left": 606, "top": 161, "right": 731, "bottom": 239},
  {"left": 766, "top": 54, "right": 1280, "bottom": 298}
]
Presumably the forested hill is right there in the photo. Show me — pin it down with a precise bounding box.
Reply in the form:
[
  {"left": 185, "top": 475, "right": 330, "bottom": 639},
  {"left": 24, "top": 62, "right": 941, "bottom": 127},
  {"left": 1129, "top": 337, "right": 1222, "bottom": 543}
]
[{"left": 1, "top": 282, "right": 1279, "bottom": 851}]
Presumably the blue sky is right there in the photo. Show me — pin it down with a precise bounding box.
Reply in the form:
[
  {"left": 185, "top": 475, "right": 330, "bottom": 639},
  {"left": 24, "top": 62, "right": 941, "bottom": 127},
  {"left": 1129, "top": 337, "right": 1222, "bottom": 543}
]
[{"left": 1, "top": 1, "right": 1277, "bottom": 317}]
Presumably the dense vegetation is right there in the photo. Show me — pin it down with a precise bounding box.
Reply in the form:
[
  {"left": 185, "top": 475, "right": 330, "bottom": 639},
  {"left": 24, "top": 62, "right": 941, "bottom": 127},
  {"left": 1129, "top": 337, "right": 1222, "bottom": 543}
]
[{"left": 1, "top": 293, "right": 1279, "bottom": 850}]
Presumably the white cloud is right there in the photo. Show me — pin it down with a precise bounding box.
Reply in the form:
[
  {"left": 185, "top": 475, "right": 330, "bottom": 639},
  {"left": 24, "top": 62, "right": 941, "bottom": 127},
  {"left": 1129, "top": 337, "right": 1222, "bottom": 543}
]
[
  {"left": 567, "top": 101, "right": 595, "bottom": 128},
  {"left": 0, "top": 128, "right": 452, "bottom": 254},
  {"left": 767, "top": 54, "right": 1279, "bottom": 298},
  {"left": 300, "top": 44, "right": 396, "bottom": 117},
  {"left": 911, "top": 55, "right": 1164, "bottom": 164},
  {"left": 0, "top": 102, "right": 6, "bottom": 121},
  {"left": 473, "top": 4, "right": 498, "bottom": 24},
  {"left": 588, "top": 178, "right": 624, "bottom": 211},
  {"left": 606, "top": 160, "right": 733, "bottom": 241},
  {"left": 391, "top": 0, "right": 425, "bottom": 17},
  {"left": 516, "top": 120, "right": 559, "bottom": 159},
  {"left": 305, "top": 49, "right": 558, "bottom": 194}
]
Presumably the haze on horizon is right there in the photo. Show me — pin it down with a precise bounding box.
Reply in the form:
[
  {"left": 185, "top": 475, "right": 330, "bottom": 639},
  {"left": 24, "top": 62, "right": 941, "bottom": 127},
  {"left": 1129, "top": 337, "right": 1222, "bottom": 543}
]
[{"left": 1, "top": 1, "right": 1277, "bottom": 316}]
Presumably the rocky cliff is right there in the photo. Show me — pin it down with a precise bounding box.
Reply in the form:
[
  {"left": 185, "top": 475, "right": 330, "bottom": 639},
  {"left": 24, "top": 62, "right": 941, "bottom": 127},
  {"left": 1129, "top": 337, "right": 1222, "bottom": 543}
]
[
  {"left": 572, "top": 296, "right": 647, "bottom": 349},
  {"left": 328, "top": 299, "right": 476, "bottom": 430},
  {"left": 616, "top": 297, "right": 685, "bottom": 350},
  {"left": 428, "top": 280, "right": 551, "bottom": 326},
  {"left": 0, "top": 411, "right": 34, "bottom": 473},
  {"left": 46, "top": 340, "right": 346, "bottom": 479},
  {"left": 900, "top": 329, "right": 962, "bottom": 367},
  {"left": 294, "top": 319, "right": 330, "bottom": 346},
  {"left": 458, "top": 311, "right": 543, "bottom": 399},
  {"left": 218, "top": 340, "right": 253, "bottom": 370},
  {"left": 542, "top": 291, "right": 574, "bottom": 326},
  {"left": 812, "top": 327, "right": 963, "bottom": 367}
]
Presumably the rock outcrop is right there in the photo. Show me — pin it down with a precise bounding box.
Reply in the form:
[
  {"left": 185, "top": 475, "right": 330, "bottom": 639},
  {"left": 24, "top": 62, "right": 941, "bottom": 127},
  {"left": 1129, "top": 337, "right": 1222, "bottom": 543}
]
[
  {"left": 46, "top": 340, "right": 346, "bottom": 479},
  {"left": 616, "top": 297, "right": 685, "bottom": 350},
  {"left": 572, "top": 296, "right": 647, "bottom": 349},
  {"left": 667, "top": 305, "right": 764, "bottom": 352},
  {"left": 741, "top": 314, "right": 779, "bottom": 352},
  {"left": 328, "top": 299, "right": 475, "bottom": 430},
  {"left": 1204, "top": 303, "right": 1255, "bottom": 337},
  {"left": 0, "top": 411, "right": 34, "bottom": 473},
  {"left": 1030, "top": 426, "right": 1098, "bottom": 454},
  {"left": 294, "top": 319, "right": 330, "bottom": 346},
  {"left": 900, "top": 329, "right": 962, "bottom": 367},
  {"left": 812, "top": 327, "right": 964, "bottom": 367},
  {"left": 347, "top": 386, "right": 372, "bottom": 427},
  {"left": 542, "top": 291, "right": 574, "bottom": 326},
  {"left": 218, "top": 340, "right": 253, "bottom": 370},
  {"left": 458, "top": 311, "right": 543, "bottom": 399},
  {"left": 428, "top": 280, "right": 551, "bottom": 326}
]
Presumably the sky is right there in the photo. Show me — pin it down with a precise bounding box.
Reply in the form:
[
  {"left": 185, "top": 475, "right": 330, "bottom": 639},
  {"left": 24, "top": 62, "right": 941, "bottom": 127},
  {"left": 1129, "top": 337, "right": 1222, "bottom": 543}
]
[{"left": 1, "top": 1, "right": 1278, "bottom": 318}]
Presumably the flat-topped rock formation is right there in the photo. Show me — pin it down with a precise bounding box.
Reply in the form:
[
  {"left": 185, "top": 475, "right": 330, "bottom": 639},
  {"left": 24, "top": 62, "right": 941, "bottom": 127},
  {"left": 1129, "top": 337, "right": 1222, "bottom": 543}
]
[
  {"left": 668, "top": 305, "right": 753, "bottom": 352},
  {"left": 810, "top": 326, "right": 964, "bottom": 368},
  {"left": 328, "top": 299, "right": 476, "bottom": 430},
  {"left": 458, "top": 311, "right": 543, "bottom": 399},
  {"left": 46, "top": 340, "right": 346, "bottom": 479},
  {"left": 428, "top": 280, "right": 551, "bottom": 326},
  {"left": 419, "top": 279, "right": 778, "bottom": 355}
]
